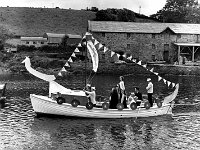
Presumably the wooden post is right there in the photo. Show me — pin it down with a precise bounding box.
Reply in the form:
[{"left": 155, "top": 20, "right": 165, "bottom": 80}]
[
  {"left": 178, "top": 45, "right": 180, "bottom": 65},
  {"left": 192, "top": 46, "right": 195, "bottom": 62}
]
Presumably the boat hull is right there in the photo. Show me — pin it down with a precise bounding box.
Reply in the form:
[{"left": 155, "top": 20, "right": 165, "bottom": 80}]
[{"left": 30, "top": 94, "right": 174, "bottom": 118}]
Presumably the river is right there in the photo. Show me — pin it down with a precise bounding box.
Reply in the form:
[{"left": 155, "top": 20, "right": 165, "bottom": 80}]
[{"left": 0, "top": 73, "right": 200, "bottom": 150}]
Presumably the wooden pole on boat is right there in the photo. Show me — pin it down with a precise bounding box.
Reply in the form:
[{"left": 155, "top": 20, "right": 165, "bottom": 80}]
[{"left": 81, "top": 38, "right": 87, "bottom": 87}]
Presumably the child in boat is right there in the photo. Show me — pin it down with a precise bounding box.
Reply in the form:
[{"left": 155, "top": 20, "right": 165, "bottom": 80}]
[{"left": 84, "top": 86, "right": 97, "bottom": 107}]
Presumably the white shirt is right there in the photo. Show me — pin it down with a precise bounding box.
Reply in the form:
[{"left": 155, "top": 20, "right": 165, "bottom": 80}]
[
  {"left": 85, "top": 90, "right": 96, "bottom": 104},
  {"left": 119, "top": 81, "right": 125, "bottom": 91},
  {"left": 146, "top": 82, "right": 153, "bottom": 93}
]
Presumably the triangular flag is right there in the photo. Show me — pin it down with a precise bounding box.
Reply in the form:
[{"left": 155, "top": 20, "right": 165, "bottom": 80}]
[
  {"left": 71, "top": 52, "right": 76, "bottom": 57},
  {"left": 111, "top": 51, "right": 115, "bottom": 57},
  {"left": 150, "top": 68, "right": 154, "bottom": 72},
  {"left": 167, "top": 81, "right": 171, "bottom": 87},
  {"left": 98, "top": 43, "right": 103, "bottom": 49},
  {"left": 172, "top": 83, "right": 175, "bottom": 88},
  {"left": 132, "top": 59, "right": 136, "bottom": 63},
  {"left": 68, "top": 57, "right": 73, "bottom": 63},
  {"left": 137, "top": 60, "right": 142, "bottom": 65},
  {"left": 104, "top": 47, "right": 108, "bottom": 53},
  {"left": 94, "top": 39, "right": 99, "bottom": 45},
  {"left": 158, "top": 76, "right": 162, "bottom": 81},
  {"left": 78, "top": 43, "right": 82, "bottom": 47},
  {"left": 154, "top": 72, "right": 158, "bottom": 75},
  {"left": 116, "top": 54, "right": 120, "bottom": 58},
  {"left": 86, "top": 32, "right": 92, "bottom": 35},
  {"left": 123, "top": 54, "right": 126, "bottom": 58},
  {"left": 163, "top": 79, "right": 167, "bottom": 84},
  {"left": 128, "top": 55, "right": 133, "bottom": 60},
  {"left": 61, "top": 67, "right": 67, "bottom": 72},
  {"left": 91, "top": 36, "right": 95, "bottom": 40},
  {"left": 64, "top": 62, "right": 70, "bottom": 67},
  {"left": 58, "top": 72, "right": 62, "bottom": 76},
  {"left": 142, "top": 64, "right": 147, "bottom": 68},
  {"left": 74, "top": 48, "right": 80, "bottom": 53}
]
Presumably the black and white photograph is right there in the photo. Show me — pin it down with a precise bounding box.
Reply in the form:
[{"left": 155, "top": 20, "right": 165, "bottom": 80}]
[{"left": 0, "top": 0, "right": 200, "bottom": 149}]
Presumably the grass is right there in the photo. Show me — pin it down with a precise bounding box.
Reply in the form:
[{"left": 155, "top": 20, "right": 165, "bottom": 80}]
[{"left": 0, "top": 7, "right": 96, "bottom": 38}]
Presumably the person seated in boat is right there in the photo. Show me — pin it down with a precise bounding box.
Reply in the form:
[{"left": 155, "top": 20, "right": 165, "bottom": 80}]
[
  {"left": 84, "top": 86, "right": 97, "bottom": 107},
  {"left": 134, "top": 87, "right": 143, "bottom": 106},
  {"left": 127, "top": 92, "right": 136, "bottom": 106},
  {"left": 109, "top": 86, "right": 119, "bottom": 109}
]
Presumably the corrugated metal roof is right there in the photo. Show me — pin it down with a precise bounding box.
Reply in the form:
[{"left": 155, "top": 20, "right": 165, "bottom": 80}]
[
  {"left": 21, "top": 37, "right": 47, "bottom": 41},
  {"left": 174, "top": 43, "right": 200, "bottom": 46},
  {"left": 44, "top": 33, "right": 65, "bottom": 38},
  {"left": 88, "top": 21, "right": 200, "bottom": 34},
  {"left": 66, "top": 34, "right": 82, "bottom": 39}
]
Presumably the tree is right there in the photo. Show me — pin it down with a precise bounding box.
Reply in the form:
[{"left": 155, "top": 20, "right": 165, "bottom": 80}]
[
  {"left": 150, "top": 0, "right": 198, "bottom": 23},
  {"left": 185, "top": 6, "right": 200, "bottom": 23},
  {"left": 95, "top": 8, "right": 136, "bottom": 22}
]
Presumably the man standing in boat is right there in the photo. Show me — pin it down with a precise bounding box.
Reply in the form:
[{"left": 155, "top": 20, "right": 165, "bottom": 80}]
[
  {"left": 146, "top": 78, "right": 153, "bottom": 107},
  {"left": 84, "top": 86, "right": 97, "bottom": 107}
]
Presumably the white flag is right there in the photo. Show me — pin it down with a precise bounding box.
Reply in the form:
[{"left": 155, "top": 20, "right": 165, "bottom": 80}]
[
  {"left": 104, "top": 47, "right": 108, "bottom": 53},
  {"left": 74, "top": 48, "right": 80, "bottom": 53},
  {"left": 64, "top": 62, "right": 70, "bottom": 67},
  {"left": 94, "top": 39, "right": 99, "bottom": 46},
  {"left": 71, "top": 52, "right": 76, "bottom": 57},
  {"left": 150, "top": 68, "right": 154, "bottom": 72},
  {"left": 98, "top": 43, "right": 103, "bottom": 49},
  {"left": 132, "top": 59, "right": 136, "bottom": 63},
  {"left": 86, "top": 32, "right": 92, "bottom": 35},
  {"left": 158, "top": 76, "right": 162, "bottom": 81},
  {"left": 58, "top": 72, "right": 62, "bottom": 76},
  {"left": 137, "top": 60, "right": 142, "bottom": 65},
  {"left": 154, "top": 72, "right": 158, "bottom": 75},
  {"left": 163, "top": 79, "right": 167, "bottom": 84},
  {"left": 116, "top": 54, "right": 120, "bottom": 58},
  {"left": 111, "top": 51, "right": 115, "bottom": 57},
  {"left": 172, "top": 83, "right": 175, "bottom": 88},
  {"left": 78, "top": 43, "right": 82, "bottom": 47},
  {"left": 142, "top": 64, "right": 147, "bottom": 68},
  {"left": 167, "top": 81, "right": 171, "bottom": 87},
  {"left": 68, "top": 57, "right": 73, "bottom": 63},
  {"left": 61, "top": 67, "right": 67, "bottom": 72},
  {"left": 87, "top": 40, "right": 99, "bottom": 72}
]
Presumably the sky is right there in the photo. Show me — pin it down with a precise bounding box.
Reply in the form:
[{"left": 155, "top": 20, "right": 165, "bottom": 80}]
[{"left": 0, "top": 0, "right": 167, "bottom": 16}]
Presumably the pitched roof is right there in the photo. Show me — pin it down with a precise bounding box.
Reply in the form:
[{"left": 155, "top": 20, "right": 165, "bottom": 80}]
[
  {"left": 66, "top": 34, "right": 82, "bottom": 39},
  {"left": 21, "top": 37, "right": 47, "bottom": 41},
  {"left": 43, "top": 33, "right": 65, "bottom": 38},
  {"left": 88, "top": 21, "right": 200, "bottom": 34}
]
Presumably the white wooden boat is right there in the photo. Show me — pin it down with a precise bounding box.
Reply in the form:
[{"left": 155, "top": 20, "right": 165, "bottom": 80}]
[{"left": 30, "top": 83, "right": 179, "bottom": 118}]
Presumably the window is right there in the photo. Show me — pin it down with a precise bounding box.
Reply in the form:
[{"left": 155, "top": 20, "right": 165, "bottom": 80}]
[
  {"left": 41, "top": 42, "right": 44, "bottom": 44},
  {"left": 152, "top": 34, "right": 155, "bottom": 39},
  {"left": 33, "top": 41, "right": 36, "bottom": 44},
  {"left": 102, "top": 33, "right": 105, "bottom": 37},
  {"left": 26, "top": 41, "right": 29, "bottom": 44},
  {"left": 127, "top": 44, "right": 130, "bottom": 49},
  {"left": 152, "top": 44, "right": 156, "bottom": 49},
  {"left": 127, "top": 33, "right": 131, "bottom": 39},
  {"left": 102, "top": 53, "right": 105, "bottom": 61},
  {"left": 177, "top": 34, "right": 181, "bottom": 38}
]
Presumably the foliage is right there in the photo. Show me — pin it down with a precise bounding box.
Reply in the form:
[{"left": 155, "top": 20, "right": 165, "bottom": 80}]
[
  {"left": 95, "top": 8, "right": 136, "bottom": 22},
  {"left": 150, "top": 0, "right": 198, "bottom": 23}
]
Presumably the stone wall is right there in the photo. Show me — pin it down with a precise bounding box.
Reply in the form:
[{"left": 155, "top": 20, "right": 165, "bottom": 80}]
[{"left": 91, "top": 30, "right": 200, "bottom": 64}]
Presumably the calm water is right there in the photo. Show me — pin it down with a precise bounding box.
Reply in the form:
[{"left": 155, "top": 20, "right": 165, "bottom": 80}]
[{"left": 1, "top": 74, "right": 200, "bottom": 150}]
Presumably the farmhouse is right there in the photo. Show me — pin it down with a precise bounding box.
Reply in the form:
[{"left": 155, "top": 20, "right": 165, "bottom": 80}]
[
  {"left": 20, "top": 37, "right": 47, "bottom": 47},
  {"left": 88, "top": 21, "right": 200, "bottom": 65},
  {"left": 43, "top": 33, "right": 65, "bottom": 45}
]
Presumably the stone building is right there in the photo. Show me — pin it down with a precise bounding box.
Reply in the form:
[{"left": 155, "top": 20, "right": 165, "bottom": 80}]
[
  {"left": 88, "top": 21, "right": 200, "bottom": 64},
  {"left": 20, "top": 37, "right": 47, "bottom": 47}
]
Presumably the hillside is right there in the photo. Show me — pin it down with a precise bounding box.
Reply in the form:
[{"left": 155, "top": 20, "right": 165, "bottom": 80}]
[{"left": 0, "top": 7, "right": 96, "bottom": 38}]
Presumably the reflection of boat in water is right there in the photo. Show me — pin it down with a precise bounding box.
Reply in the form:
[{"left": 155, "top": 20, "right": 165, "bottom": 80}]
[
  {"left": 0, "top": 83, "right": 7, "bottom": 108},
  {"left": 23, "top": 32, "right": 179, "bottom": 118}
]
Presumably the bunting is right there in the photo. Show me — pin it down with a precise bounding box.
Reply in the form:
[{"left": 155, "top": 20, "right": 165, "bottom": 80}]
[{"left": 57, "top": 31, "right": 177, "bottom": 88}]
